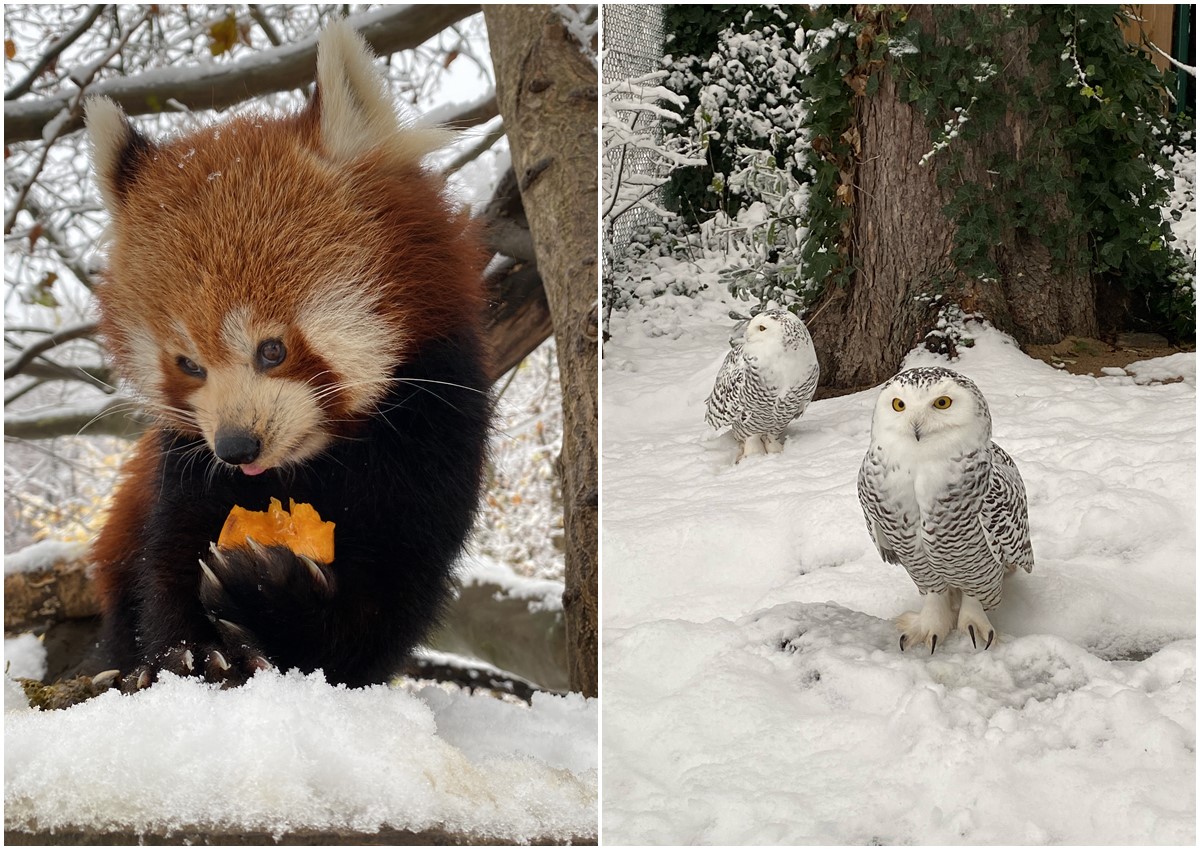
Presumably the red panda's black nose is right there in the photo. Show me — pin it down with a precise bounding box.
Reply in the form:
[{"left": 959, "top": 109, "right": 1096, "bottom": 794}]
[{"left": 214, "top": 431, "right": 262, "bottom": 465}]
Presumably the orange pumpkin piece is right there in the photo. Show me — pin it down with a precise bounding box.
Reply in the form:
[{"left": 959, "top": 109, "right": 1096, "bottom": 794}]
[{"left": 217, "top": 498, "right": 335, "bottom": 563}]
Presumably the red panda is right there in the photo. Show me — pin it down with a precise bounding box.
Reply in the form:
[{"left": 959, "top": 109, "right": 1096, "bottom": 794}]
[{"left": 84, "top": 22, "right": 492, "bottom": 688}]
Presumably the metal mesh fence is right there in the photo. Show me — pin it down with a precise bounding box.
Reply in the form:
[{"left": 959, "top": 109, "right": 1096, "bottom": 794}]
[{"left": 602, "top": 3, "right": 666, "bottom": 261}]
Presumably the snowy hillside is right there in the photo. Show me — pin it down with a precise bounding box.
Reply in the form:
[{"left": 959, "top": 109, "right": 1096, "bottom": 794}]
[
  {"left": 6, "top": 670, "right": 596, "bottom": 842},
  {"left": 602, "top": 284, "right": 1195, "bottom": 844}
]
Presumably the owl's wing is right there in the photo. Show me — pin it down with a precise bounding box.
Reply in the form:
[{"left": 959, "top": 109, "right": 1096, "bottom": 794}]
[
  {"left": 857, "top": 451, "right": 902, "bottom": 565},
  {"left": 981, "top": 443, "right": 1035, "bottom": 573},
  {"left": 705, "top": 347, "right": 745, "bottom": 430},
  {"left": 779, "top": 360, "right": 820, "bottom": 416}
]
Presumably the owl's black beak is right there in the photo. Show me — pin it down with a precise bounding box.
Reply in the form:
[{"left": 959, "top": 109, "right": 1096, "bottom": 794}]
[{"left": 912, "top": 423, "right": 922, "bottom": 441}]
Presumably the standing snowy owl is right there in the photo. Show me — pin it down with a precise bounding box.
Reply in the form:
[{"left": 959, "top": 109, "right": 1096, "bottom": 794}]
[
  {"left": 857, "top": 366, "right": 1033, "bottom": 652},
  {"left": 705, "top": 309, "right": 820, "bottom": 462}
]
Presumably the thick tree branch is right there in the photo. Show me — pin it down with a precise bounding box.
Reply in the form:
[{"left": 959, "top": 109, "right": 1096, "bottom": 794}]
[
  {"left": 4, "top": 395, "right": 148, "bottom": 440},
  {"left": 4, "top": 5, "right": 482, "bottom": 144},
  {"left": 485, "top": 6, "right": 598, "bottom": 697}
]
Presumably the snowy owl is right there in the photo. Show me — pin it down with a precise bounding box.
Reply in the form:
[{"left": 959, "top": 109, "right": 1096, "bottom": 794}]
[
  {"left": 705, "top": 309, "right": 820, "bottom": 462},
  {"left": 857, "top": 366, "right": 1034, "bottom": 652}
]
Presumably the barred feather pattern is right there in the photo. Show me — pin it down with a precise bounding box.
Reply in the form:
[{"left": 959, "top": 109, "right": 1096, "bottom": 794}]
[
  {"left": 857, "top": 367, "right": 1033, "bottom": 610},
  {"left": 704, "top": 310, "right": 820, "bottom": 441}
]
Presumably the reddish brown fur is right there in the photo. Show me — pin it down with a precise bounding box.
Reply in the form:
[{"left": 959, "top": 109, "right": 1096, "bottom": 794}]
[
  {"left": 93, "top": 100, "right": 489, "bottom": 615},
  {"left": 98, "top": 102, "right": 489, "bottom": 403}
]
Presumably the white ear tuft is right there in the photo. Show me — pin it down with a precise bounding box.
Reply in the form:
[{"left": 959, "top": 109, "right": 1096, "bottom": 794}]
[
  {"left": 315, "top": 20, "right": 453, "bottom": 166},
  {"left": 85, "top": 96, "right": 140, "bottom": 207}
]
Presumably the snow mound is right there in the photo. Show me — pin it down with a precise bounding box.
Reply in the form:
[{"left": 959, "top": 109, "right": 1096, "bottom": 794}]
[
  {"left": 5, "top": 671, "right": 596, "bottom": 841},
  {"left": 4, "top": 634, "right": 47, "bottom": 681},
  {"left": 603, "top": 282, "right": 1195, "bottom": 844},
  {"left": 1122, "top": 352, "right": 1196, "bottom": 387},
  {"left": 605, "top": 602, "right": 1194, "bottom": 845},
  {"left": 4, "top": 539, "right": 88, "bottom": 575}
]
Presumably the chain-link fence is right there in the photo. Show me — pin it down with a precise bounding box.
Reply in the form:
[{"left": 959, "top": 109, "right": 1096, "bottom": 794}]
[{"left": 602, "top": 3, "right": 666, "bottom": 260}]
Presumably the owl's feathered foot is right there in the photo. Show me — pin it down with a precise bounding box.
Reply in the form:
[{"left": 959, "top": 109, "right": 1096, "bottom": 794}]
[
  {"left": 763, "top": 434, "right": 785, "bottom": 454},
  {"left": 896, "top": 590, "right": 957, "bottom": 654},
  {"left": 956, "top": 594, "right": 996, "bottom": 649},
  {"left": 735, "top": 435, "right": 767, "bottom": 463}
]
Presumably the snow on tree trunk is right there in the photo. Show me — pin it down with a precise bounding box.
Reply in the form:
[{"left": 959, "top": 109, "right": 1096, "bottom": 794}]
[
  {"left": 484, "top": 6, "right": 598, "bottom": 698},
  {"left": 809, "top": 6, "right": 1098, "bottom": 390}
]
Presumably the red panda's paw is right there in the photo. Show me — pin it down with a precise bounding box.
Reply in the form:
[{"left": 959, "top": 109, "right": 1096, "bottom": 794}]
[
  {"left": 120, "top": 640, "right": 270, "bottom": 693},
  {"left": 198, "top": 541, "right": 336, "bottom": 662}
]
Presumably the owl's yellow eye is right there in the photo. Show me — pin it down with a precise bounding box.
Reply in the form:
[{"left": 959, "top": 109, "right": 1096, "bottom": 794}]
[
  {"left": 891, "top": 398, "right": 905, "bottom": 412},
  {"left": 933, "top": 396, "right": 953, "bottom": 409}
]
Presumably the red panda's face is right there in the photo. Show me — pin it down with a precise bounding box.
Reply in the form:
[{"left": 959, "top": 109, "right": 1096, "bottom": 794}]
[
  {"left": 93, "top": 118, "right": 408, "bottom": 474},
  {"left": 134, "top": 281, "right": 400, "bottom": 473},
  {"left": 86, "top": 25, "right": 487, "bottom": 475}
]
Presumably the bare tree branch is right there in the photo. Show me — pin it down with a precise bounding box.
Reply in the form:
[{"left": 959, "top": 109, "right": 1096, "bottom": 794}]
[
  {"left": 443, "top": 120, "right": 505, "bottom": 175},
  {"left": 4, "top": 5, "right": 482, "bottom": 144},
  {"left": 19, "top": 195, "right": 97, "bottom": 290},
  {"left": 4, "top": 4, "right": 109, "bottom": 102},
  {"left": 4, "top": 395, "right": 148, "bottom": 440},
  {"left": 4, "top": 321, "right": 100, "bottom": 380},
  {"left": 247, "top": 6, "right": 283, "bottom": 49},
  {"left": 5, "top": 9, "right": 153, "bottom": 235}
]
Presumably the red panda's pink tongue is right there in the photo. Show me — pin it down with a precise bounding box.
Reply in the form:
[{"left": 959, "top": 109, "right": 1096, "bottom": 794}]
[{"left": 240, "top": 464, "right": 267, "bottom": 476}]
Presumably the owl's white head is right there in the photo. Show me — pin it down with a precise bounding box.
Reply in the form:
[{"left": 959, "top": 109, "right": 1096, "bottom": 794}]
[
  {"left": 870, "top": 367, "right": 992, "bottom": 455},
  {"left": 739, "top": 310, "right": 806, "bottom": 353}
]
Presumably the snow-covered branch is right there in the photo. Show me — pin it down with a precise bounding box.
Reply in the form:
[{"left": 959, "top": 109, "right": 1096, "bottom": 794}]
[{"left": 3, "top": 5, "right": 482, "bottom": 144}]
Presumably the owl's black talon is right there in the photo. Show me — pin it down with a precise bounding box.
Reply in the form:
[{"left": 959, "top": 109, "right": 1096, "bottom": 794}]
[
  {"left": 985, "top": 630, "right": 995, "bottom": 650},
  {"left": 136, "top": 670, "right": 151, "bottom": 690},
  {"left": 245, "top": 535, "right": 268, "bottom": 559},
  {"left": 208, "top": 649, "right": 230, "bottom": 672},
  {"left": 930, "top": 635, "right": 937, "bottom": 655},
  {"left": 968, "top": 625, "right": 977, "bottom": 648},
  {"left": 899, "top": 635, "right": 907, "bottom": 652}
]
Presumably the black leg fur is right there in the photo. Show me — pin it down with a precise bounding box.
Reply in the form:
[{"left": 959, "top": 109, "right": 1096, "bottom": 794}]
[{"left": 99, "top": 329, "right": 491, "bottom": 687}]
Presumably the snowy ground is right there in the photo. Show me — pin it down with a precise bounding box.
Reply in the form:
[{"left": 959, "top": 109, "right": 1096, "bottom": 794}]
[
  {"left": 6, "top": 670, "right": 596, "bottom": 841},
  {"left": 601, "top": 284, "right": 1195, "bottom": 845}
]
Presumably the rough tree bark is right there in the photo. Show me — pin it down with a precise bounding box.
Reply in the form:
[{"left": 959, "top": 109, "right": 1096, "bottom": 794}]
[
  {"left": 808, "top": 5, "right": 1097, "bottom": 390},
  {"left": 484, "top": 6, "right": 598, "bottom": 698}
]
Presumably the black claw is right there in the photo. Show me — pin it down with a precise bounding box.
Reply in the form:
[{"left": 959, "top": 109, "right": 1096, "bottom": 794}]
[
  {"left": 968, "top": 625, "right": 977, "bottom": 648},
  {"left": 899, "top": 635, "right": 907, "bottom": 652},
  {"left": 985, "top": 630, "right": 995, "bottom": 650},
  {"left": 930, "top": 635, "right": 937, "bottom": 655}
]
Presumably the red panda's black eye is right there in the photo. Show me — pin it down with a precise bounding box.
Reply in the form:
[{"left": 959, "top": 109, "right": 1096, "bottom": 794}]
[
  {"left": 176, "top": 355, "right": 206, "bottom": 379},
  {"left": 256, "top": 338, "right": 287, "bottom": 369}
]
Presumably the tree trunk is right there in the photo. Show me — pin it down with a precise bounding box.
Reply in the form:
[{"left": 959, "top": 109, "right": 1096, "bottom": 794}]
[
  {"left": 484, "top": 6, "right": 598, "bottom": 698},
  {"left": 809, "top": 5, "right": 1097, "bottom": 390}
]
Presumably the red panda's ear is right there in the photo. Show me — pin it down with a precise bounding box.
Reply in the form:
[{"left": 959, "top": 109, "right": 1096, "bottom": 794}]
[
  {"left": 85, "top": 97, "right": 156, "bottom": 210},
  {"left": 313, "top": 19, "right": 453, "bottom": 167}
]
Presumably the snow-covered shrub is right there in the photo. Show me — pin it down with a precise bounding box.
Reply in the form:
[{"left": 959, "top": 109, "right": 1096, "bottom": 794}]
[
  {"left": 602, "top": 67, "right": 705, "bottom": 335},
  {"left": 662, "top": 9, "right": 817, "bottom": 314}
]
